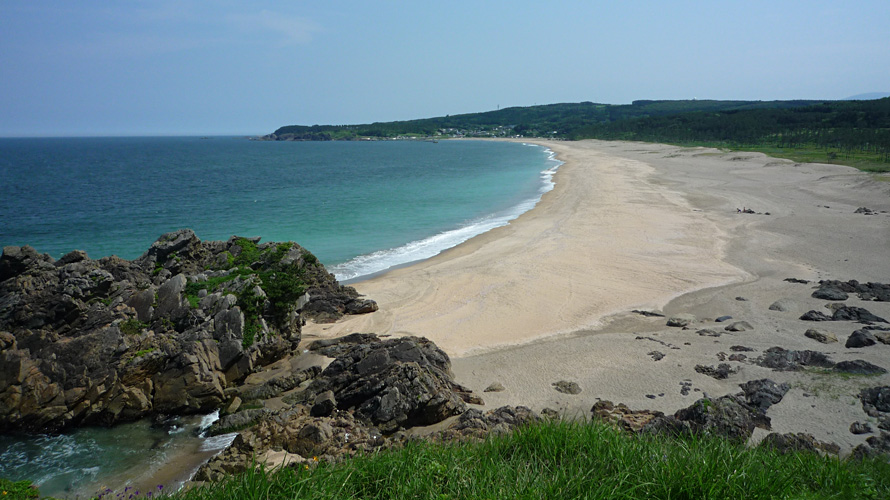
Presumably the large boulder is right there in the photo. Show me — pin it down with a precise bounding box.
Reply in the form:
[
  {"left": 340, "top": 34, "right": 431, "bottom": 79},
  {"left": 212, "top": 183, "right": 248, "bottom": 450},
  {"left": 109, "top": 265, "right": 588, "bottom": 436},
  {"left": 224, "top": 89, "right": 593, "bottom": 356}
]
[{"left": 306, "top": 335, "right": 470, "bottom": 432}]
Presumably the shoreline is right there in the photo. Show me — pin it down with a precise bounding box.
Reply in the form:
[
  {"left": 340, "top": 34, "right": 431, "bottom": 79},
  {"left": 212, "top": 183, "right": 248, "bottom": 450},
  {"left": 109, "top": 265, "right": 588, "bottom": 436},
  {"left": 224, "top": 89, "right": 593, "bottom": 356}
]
[
  {"left": 304, "top": 139, "right": 748, "bottom": 356},
  {"left": 306, "top": 138, "right": 890, "bottom": 453}
]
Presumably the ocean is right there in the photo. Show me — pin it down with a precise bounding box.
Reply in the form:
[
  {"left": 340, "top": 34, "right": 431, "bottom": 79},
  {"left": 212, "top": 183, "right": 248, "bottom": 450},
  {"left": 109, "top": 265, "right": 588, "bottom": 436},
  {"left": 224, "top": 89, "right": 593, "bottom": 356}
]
[
  {"left": 0, "top": 137, "right": 559, "bottom": 280},
  {"left": 0, "top": 137, "right": 559, "bottom": 497}
]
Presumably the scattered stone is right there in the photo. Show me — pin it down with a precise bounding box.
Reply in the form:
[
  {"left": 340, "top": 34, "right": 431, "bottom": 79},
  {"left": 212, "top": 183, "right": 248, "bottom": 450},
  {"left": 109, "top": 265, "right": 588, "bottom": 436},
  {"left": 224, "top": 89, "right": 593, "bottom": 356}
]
[
  {"left": 552, "top": 381, "right": 582, "bottom": 395},
  {"left": 679, "top": 381, "right": 693, "bottom": 396},
  {"left": 635, "top": 336, "right": 680, "bottom": 350},
  {"left": 805, "top": 328, "right": 838, "bottom": 344},
  {"left": 846, "top": 330, "right": 878, "bottom": 348},
  {"left": 735, "top": 296, "right": 748, "bottom": 301},
  {"left": 632, "top": 310, "right": 665, "bottom": 317},
  {"left": 784, "top": 278, "right": 810, "bottom": 284},
  {"left": 833, "top": 306, "right": 888, "bottom": 323},
  {"left": 646, "top": 394, "right": 656, "bottom": 399},
  {"left": 730, "top": 345, "right": 755, "bottom": 352},
  {"left": 759, "top": 432, "right": 840, "bottom": 455},
  {"left": 697, "top": 328, "right": 721, "bottom": 337},
  {"left": 729, "top": 354, "right": 747, "bottom": 362},
  {"left": 854, "top": 207, "right": 876, "bottom": 215},
  {"left": 800, "top": 310, "right": 833, "bottom": 321},
  {"left": 768, "top": 299, "right": 794, "bottom": 312},
  {"left": 484, "top": 382, "right": 505, "bottom": 393},
  {"left": 695, "top": 363, "right": 738, "bottom": 380},
  {"left": 851, "top": 422, "right": 873, "bottom": 435},
  {"left": 667, "top": 314, "right": 696, "bottom": 327},
  {"left": 724, "top": 321, "right": 753, "bottom": 332},
  {"left": 814, "top": 280, "right": 890, "bottom": 302},
  {"left": 754, "top": 347, "right": 834, "bottom": 371},
  {"left": 648, "top": 351, "right": 665, "bottom": 361},
  {"left": 715, "top": 315, "right": 733, "bottom": 323},
  {"left": 739, "top": 379, "right": 790, "bottom": 410},
  {"left": 834, "top": 360, "right": 887, "bottom": 375}
]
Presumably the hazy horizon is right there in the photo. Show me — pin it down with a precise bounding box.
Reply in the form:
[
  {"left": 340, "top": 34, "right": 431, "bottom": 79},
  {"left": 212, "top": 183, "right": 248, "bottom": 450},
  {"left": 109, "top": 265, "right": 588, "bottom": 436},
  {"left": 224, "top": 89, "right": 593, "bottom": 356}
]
[{"left": 2, "top": 1, "right": 889, "bottom": 137}]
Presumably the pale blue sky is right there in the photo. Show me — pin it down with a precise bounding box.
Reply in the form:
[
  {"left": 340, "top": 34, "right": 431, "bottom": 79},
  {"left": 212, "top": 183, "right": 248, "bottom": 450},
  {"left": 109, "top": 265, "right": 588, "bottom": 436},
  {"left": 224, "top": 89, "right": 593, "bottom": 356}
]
[{"left": 1, "top": 1, "right": 888, "bottom": 137}]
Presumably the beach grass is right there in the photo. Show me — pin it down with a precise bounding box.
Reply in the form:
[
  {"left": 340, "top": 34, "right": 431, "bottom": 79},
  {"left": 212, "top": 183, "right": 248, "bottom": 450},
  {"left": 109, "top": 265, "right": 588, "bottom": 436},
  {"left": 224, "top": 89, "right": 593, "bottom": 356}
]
[{"left": 150, "top": 420, "right": 890, "bottom": 500}]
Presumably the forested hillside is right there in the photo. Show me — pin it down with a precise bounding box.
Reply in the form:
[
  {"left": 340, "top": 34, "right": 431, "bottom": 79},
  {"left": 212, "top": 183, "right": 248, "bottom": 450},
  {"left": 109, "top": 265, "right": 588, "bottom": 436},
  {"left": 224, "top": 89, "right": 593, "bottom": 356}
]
[{"left": 269, "top": 98, "right": 890, "bottom": 169}]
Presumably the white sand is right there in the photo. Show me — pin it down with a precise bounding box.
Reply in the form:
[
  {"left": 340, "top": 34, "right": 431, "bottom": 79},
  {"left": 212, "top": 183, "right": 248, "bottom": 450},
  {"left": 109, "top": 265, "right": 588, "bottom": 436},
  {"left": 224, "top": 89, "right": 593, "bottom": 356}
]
[{"left": 305, "top": 139, "right": 890, "bottom": 453}]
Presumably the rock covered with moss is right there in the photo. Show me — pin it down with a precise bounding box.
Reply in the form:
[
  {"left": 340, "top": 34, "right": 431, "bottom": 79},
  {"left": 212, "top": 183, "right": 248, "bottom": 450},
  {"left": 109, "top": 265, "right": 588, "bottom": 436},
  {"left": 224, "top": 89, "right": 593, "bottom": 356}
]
[{"left": 0, "top": 230, "right": 375, "bottom": 432}]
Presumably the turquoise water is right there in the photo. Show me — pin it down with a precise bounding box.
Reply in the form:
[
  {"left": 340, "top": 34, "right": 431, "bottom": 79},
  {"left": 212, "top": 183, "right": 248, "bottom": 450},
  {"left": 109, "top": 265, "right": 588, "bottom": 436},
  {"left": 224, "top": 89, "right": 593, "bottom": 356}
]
[
  {"left": 0, "top": 137, "right": 559, "bottom": 280},
  {"left": 0, "top": 137, "right": 558, "bottom": 496}
]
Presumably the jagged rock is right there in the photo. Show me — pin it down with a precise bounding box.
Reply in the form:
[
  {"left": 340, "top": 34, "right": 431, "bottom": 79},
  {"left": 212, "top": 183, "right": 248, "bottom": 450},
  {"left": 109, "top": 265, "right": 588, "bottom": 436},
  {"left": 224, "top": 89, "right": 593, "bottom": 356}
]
[
  {"left": 852, "top": 432, "right": 890, "bottom": 460},
  {"left": 552, "top": 380, "right": 582, "bottom": 394},
  {"left": 800, "top": 310, "right": 833, "bottom": 321},
  {"left": 769, "top": 299, "right": 794, "bottom": 312},
  {"left": 310, "top": 390, "right": 337, "bottom": 417},
  {"left": 695, "top": 363, "right": 738, "bottom": 380},
  {"left": 832, "top": 306, "right": 887, "bottom": 323},
  {"left": 805, "top": 328, "right": 838, "bottom": 344},
  {"left": 648, "top": 351, "right": 665, "bottom": 361},
  {"left": 851, "top": 421, "right": 873, "bottom": 435},
  {"left": 759, "top": 432, "right": 840, "bottom": 455},
  {"left": 754, "top": 347, "right": 834, "bottom": 371},
  {"left": 739, "top": 379, "right": 790, "bottom": 410},
  {"left": 834, "top": 360, "right": 887, "bottom": 375},
  {"left": 812, "top": 287, "right": 849, "bottom": 301},
  {"left": 0, "top": 231, "right": 367, "bottom": 433},
  {"left": 484, "top": 382, "right": 505, "bottom": 392},
  {"left": 304, "top": 335, "right": 468, "bottom": 433},
  {"left": 642, "top": 395, "right": 770, "bottom": 441},
  {"left": 724, "top": 321, "right": 753, "bottom": 332},
  {"left": 666, "top": 314, "right": 695, "bottom": 327},
  {"left": 860, "top": 387, "right": 890, "bottom": 414},
  {"left": 206, "top": 408, "right": 271, "bottom": 436},
  {"left": 846, "top": 330, "right": 878, "bottom": 348}
]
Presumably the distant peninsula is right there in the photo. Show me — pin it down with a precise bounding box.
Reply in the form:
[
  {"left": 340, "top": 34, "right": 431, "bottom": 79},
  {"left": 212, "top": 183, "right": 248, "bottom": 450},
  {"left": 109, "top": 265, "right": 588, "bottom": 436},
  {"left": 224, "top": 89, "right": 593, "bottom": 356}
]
[{"left": 264, "top": 98, "right": 890, "bottom": 171}]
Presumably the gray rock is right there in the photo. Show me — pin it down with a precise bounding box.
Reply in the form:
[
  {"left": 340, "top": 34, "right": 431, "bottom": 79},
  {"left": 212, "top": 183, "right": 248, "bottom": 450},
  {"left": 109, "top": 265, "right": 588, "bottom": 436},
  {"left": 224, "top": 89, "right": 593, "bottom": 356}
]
[
  {"left": 851, "top": 421, "right": 873, "bottom": 435},
  {"left": 846, "top": 329, "right": 877, "bottom": 348},
  {"left": 800, "top": 310, "right": 833, "bottom": 321},
  {"left": 127, "top": 289, "right": 156, "bottom": 322},
  {"left": 759, "top": 432, "right": 840, "bottom": 455},
  {"left": 155, "top": 274, "right": 187, "bottom": 317},
  {"left": 861, "top": 387, "right": 890, "bottom": 414},
  {"left": 666, "top": 313, "right": 696, "bottom": 327},
  {"left": 875, "top": 331, "right": 890, "bottom": 345},
  {"left": 832, "top": 306, "right": 887, "bottom": 323},
  {"left": 812, "top": 287, "right": 849, "bottom": 301},
  {"left": 484, "top": 382, "right": 505, "bottom": 392},
  {"left": 648, "top": 351, "right": 665, "bottom": 361},
  {"left": 724, "top": 321, "right": 753, "bottom": 332},
  {"left": 310, "top": 390, "right": 337, "bottom": 417},
  {"left": 835, "top": 360, "right": 887, "bottom": 375},
  {"left": 754, "top": 347, "right": 834, "bottom": 371},
  {"left": 804, "top": 328, "right": 838, "bottom": 343},
  {"left": 696, "top": 328, "right": 721, "bottom": 337},
  {"left": 643, "top": 394, "right": 771, "bottom": 441},
  {"left": 552, "top": 380, "right": 582, "bottom": 395},
  {"left": 715, "top": 315, "right": 733, "bottom": 323},
  {"left": 768, "top": 299, "right": 794, "bottom": 312},
  {"left": 739, "top": 379, "right": 790, "bottom": 410},
  {"left": 852, "top": 432, "right": 890, "bottom": 460},
  {"left": 695, "top": 363, "right": 738, "bottom": 380}
]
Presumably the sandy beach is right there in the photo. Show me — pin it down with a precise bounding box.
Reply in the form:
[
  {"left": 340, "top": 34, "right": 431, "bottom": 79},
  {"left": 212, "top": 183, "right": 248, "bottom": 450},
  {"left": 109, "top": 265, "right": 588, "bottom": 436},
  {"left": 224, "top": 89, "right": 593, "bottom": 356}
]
[{"left": 305, "top": 139, "right": 890, "bottom": 453}]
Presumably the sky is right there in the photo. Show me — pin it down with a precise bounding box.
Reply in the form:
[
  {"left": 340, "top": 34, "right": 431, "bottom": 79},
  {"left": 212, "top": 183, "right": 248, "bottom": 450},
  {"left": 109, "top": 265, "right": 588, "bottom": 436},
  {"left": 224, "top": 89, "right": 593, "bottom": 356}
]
[{"left": 1, "top": 1, "right": 888, "bottom": 137}]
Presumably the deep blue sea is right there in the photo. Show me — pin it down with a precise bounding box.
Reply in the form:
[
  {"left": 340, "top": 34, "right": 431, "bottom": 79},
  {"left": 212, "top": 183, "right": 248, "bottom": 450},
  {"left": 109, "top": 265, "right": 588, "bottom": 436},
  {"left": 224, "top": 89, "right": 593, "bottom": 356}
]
[
  {"left": 0, "top": 137, "right": 559, "bottom": 281},
  {"left": 0, "top": 137, "right": 559, "bottom": 497}
]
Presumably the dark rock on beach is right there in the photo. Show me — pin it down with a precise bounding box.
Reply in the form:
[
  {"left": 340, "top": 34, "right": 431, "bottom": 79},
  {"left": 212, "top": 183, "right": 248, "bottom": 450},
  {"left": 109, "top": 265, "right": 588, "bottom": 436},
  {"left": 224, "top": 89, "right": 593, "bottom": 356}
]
[
  {"left": 834, "top": 360, "right": 887, "bottom": 375},
  {"left": 0, "top": 230, "right": 372, "bottom": 433},
  {"left": 846, "top": 329, "right": 878, "bottom": 348},
  {"left": 695, "top": 363, "right": 738, "bottom": 380},
  {"left": 739, "top": 379, "right": 790, "bottom": 410},
  {"left": 552, "top": 380, "right": 582, "bottom": 395},
  {"left": 759, "top": 432, "right": 840, "bottom": 455},
  {"left": 754, "top": 347, "right": 834, "bottom": 371}
]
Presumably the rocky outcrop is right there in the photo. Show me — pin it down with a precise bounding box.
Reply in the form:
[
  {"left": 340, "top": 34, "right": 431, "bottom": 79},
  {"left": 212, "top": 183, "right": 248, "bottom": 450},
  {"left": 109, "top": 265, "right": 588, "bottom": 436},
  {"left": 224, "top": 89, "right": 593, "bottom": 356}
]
[
  {"left": 813, "top": 280, "right": 890, "bottom": 302},
  {"left": 0, "top": 231, "right": 372, "bottom": 433},
  {"left": 759, "top": 432, "right": 840, "bottom": 455},
  {"left": 592, "top": 395, "right": 771, "bottom": 441},
  {"left": 304, "top": 334, "right": 473, "bottom": 433}
]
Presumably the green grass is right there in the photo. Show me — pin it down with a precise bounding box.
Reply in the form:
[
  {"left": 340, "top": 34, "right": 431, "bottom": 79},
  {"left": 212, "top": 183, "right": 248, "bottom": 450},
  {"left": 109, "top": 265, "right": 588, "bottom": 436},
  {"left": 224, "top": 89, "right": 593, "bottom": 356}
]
[{"left": 158, "top": 420, "right": 890, "bottom": 500}]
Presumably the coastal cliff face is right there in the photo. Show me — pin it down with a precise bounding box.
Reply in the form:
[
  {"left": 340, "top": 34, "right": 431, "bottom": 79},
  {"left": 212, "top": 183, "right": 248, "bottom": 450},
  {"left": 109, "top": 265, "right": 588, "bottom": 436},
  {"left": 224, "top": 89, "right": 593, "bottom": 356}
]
[{"left": 0, "top": 230, "right": 376, "bottom": 433}]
